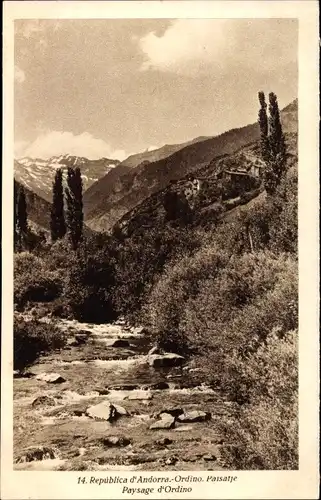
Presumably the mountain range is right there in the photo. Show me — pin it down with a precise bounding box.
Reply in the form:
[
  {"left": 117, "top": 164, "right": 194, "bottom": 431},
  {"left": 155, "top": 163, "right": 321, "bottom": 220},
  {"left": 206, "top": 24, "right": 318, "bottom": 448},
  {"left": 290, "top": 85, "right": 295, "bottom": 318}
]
[
  {"left": 14, "top": 99, "right": 298, "bottom": 234},
  {"left": 14, "top": 154, "right": 120, "bottom": 203}
]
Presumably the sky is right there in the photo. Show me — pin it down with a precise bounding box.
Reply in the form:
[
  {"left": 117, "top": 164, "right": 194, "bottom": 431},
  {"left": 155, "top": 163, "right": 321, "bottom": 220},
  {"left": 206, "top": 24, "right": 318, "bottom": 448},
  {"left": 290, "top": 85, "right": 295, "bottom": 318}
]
[{"left": 14, "top": 18, "right": 298, "bottom": 161}]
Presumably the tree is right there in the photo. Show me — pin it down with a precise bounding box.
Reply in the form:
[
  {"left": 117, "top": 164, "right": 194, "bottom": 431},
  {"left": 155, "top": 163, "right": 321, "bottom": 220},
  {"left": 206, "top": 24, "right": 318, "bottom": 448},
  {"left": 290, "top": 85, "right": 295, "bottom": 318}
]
[
  {"left": 268, "top": 92, "right": 287, "bottom": 183},
  {"left": 65, "top": 167, "right": 83, "bottom": 249},
  {"left": 16, "top": 184, "right": 28, "bottom": 250},
  {"left": 163, "top": 189, "right": 193, "bottom": 225},
  {"left": 258, "top": 91, "right": 287, "bottom": 194},
  {"left": 50, "top": 168, "right": 66, "bottom": 242},
  {"left": 258, "top": 91, "right": 270, "bottom": 164},
  {"left": 14, "top": 180, "right": 19, "bottom": 249}
]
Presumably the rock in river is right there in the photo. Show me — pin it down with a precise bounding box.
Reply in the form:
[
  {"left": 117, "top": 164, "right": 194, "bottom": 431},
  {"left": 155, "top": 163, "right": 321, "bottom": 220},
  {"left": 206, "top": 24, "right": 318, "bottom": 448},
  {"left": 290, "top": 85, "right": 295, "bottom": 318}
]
[
  {"left": 177, "top": 410, "right": 211, "bottom": 423},
  {"left": 35, "top": 373, "right": 66, "bottom": 384},
  {"left": 158, "top": 408, "right": 184, "bottom": 418},
  {"left": 110, "top": 339, "right": 131, "bottom": 348},
  {"left": 100, "top": 436, "right": 131, "bottom": 447},
  {"left": 15, "top": 446, "right": 58, "bottom": 463},
  {"left": 148, "top": 353, "right": 185, "bottom": 368},
  {"left": 86, "top": 401, "right": 127, "bottom": 421},
  {"left": 150, "top": 414, "right": 175, "bottom": 430},
  {"left": 32, "top": 395, "right": 56, "bottom": 408}
]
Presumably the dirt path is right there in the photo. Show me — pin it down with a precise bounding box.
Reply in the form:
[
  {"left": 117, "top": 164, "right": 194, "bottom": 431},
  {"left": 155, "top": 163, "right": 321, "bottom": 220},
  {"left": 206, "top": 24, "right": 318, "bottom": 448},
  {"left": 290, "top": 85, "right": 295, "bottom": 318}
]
[{"left": 13, "top": 319, "right": 237, "bottom": 471}]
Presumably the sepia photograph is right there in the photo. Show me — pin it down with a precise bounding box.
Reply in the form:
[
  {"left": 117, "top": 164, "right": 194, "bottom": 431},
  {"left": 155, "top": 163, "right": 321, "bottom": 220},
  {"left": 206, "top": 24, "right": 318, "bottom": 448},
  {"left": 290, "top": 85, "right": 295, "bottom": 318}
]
[{"left": 1, "top": 1, "right": 319, "bottom": 498}]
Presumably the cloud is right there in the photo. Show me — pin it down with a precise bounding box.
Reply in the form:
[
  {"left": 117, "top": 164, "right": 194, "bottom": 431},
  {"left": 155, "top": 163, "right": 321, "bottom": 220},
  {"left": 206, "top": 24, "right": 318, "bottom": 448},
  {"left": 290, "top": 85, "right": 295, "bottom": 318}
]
[
  {"left": 17, "top": 131, "right": 130, "bottom": 161},
  {"left": 139, "top": 19, "right": 297, "bottom": 75},
  {"left": 14, "top": 140, "right": 29, "bottom": 157},
  {"left": 15, "top": 65, "right": 25, "bottom": 83}
]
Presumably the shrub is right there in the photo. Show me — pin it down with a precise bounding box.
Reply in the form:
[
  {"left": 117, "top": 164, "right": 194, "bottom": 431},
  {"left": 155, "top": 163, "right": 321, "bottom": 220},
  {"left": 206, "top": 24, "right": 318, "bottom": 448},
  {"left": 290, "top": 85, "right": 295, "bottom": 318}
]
[
  {"left": 180, "top": 251, "right": 297, "bottom": 388},
  {"left": 14, "top": 252, "right": 63, "bottom": 310},
  {"left": 14, "top": 316, "right": 66, "bottom": 371},
  {"left": 64, "top": 241, "right": 117, "bottom": 323},
  {"left": 113, "top": 225, "right": 201, "bottom": 323},
  {"left": 144, "top": 243, "right": 229, "bottom": 353},
  {"left": 243, "top": 165, "right": 297, "bottom": 254},
  {"left": 218, "top": 330, "right": 298, "bottom": 470}
]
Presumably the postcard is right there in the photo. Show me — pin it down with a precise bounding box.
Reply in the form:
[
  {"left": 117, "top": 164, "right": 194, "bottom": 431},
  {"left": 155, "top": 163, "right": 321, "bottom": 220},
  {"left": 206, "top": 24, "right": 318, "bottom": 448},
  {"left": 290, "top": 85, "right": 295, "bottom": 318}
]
[{"left": 1, "top": 1, "right": 319, "bottom": 499}]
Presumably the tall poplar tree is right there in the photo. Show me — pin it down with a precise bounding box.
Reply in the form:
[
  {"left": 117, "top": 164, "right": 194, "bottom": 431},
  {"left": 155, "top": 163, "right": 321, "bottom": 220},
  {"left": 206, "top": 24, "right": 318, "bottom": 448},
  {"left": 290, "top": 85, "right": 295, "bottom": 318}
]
[
  {"left": 16, "top": 184, "right": 28, "bottom": 250},
  {"left": 268, "top": 92, "right": 287, "bottom": 182},
  {"left": 258, "top": 91, "right": 287, "bottom": 194},
  {"left": 65, "top": 167, "right": 83, "bottom": 249},
  {"left": 258, "top": 91, "right": 270, "bottom": 164},
  {"left": 14, "top": 180, "right": 19, "bottom": 249},
  {"left": 50, "top": 168, "right": 66, "bottom": 241}
]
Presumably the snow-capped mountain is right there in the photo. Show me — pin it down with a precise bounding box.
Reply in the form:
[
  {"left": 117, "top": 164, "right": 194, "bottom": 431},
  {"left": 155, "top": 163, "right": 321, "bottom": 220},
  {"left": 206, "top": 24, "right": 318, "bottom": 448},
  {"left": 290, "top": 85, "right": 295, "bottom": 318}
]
[{"left": 14, "top": 154, "right": 120, "bottom": 202}]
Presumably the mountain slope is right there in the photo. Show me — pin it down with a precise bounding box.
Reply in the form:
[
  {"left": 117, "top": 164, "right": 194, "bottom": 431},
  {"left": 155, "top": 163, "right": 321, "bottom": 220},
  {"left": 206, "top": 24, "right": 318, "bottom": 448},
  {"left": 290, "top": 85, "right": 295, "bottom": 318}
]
[
  {"left": 119, "top": 136, "right": 212, "bottom": 169},
  {"left": 115, "top": 131, "right": 297, "bottom": 239},
  {"left": 15, "top": 180, "right": 51, "bottom": 231},
  {"left": 85, "top": 99, "right": 297, "bottom": 232},
  {"left": 15, "top": 155, "right": 120, "bottom": 202}
]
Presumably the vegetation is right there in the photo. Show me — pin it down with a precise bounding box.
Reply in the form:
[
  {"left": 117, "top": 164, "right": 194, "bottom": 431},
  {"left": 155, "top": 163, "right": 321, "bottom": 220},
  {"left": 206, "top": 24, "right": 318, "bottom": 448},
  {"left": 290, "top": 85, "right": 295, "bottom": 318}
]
[
  {"left": 14, "top": 316, "right": 66, "bottom": 372},
  {"left": 258, "top": 91, "right": 287, "bottom": 194},
  {"left": 65, "top": 167, "right": 84, "bottom": 249},
  {"left": 50, "top": 168, "right": 66, "bottom": 241},
  {"left": 14, "top": 182, "right": 28, "bottom": 251}
]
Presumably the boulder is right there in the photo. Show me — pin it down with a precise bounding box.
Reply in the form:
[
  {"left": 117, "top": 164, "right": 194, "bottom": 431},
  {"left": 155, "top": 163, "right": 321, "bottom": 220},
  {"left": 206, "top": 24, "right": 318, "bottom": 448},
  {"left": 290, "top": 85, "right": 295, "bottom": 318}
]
[
  {"left": 86, "top": 401, "right": 128, "bottom": 421},
  {"left": 174, "top": 425, "right": 194, "bottom": 432},
  {"left": 73, "top": 336, "right": 87, "bottom": 346},
  {"left": 155, "top": 437, "right": 173, "bottom": 446},
  {"left": 127, "top": 390, "right": 153, "bottom": 401},
  {"left": 150, "top": 414, "right": 175, "bottom": 430},
  {"left": 158, "top": 408, "right": 184, "bottom": 419},
  {"left": 110, "top": 339, "right": 130, "bottom": 348},
  {"left": 148, "top": 353, "right": 185, "bottom": 368},
  {"left": 32, "top": 395, "right": 56, "bottom": 408},
  {"left": 86, "top": 401, "right": 116, "bottom": 421},
  {"left": 203, "top": 453, "right": 216, "bottom": 461},
  {"left": 15, "top": 446, "right": 58, "bottom": 463},
  {"left": 101, "top": 436, "right": 131, "bottom": 447},
  {"left": 35, "top": 373, "right": 66, "bottom": 384},
  {"left": 148, "top": 345, "right": 163, "bottom": 355},
  {"left": 14, "top": 371, "right": 35, "bottom": 379},
  {"left": 96, "top": 388, "right": 110, "bottom": 395},
  {"left": 112, "top": 404, "right": 128, "bottom": 417},
  {"left": 177, "top": 410, "right": 211, "bottom": 423},
  {"left": 149, "top": 381, "right": 169, "bottom": 390},
  {"left": 107, "top": 384, "right": 139, "bottom": 391},
  {"left": 66, "top": 337, "right": 77, "bottom": 346}
]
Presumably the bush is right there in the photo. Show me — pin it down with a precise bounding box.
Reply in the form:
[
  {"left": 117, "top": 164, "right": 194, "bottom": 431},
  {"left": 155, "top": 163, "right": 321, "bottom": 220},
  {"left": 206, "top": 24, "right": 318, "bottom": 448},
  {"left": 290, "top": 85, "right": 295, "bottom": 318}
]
[
  {"left": 179, "top": 251, "right": 297, "bottom": 388},
  {"left": 218, "top": 330, "right": 298, "bottom": 470},
  {"left": 64, "top": 239, "right": 117, "bottom": 323},
  {"left": 243, "top": 165, "right": 297, "bottom": 254},
  {"left": 113, "top": 225, "right": 201, "bottom": 323},
  {"left": 144, "top": 242, "right": 229, "bottom": 353},
  {"left": 14, "top": 252, "right": 63, "bottom": 310},
  {"left": 14, "top": 316, "right": 66, "bottom": 371}
]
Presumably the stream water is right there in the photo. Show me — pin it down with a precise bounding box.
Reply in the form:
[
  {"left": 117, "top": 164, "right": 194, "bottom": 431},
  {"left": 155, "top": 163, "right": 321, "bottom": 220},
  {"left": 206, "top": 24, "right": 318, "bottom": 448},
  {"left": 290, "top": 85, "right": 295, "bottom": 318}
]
[{"left": 13, "top": 318, "right": 237, "bottom": 471}]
